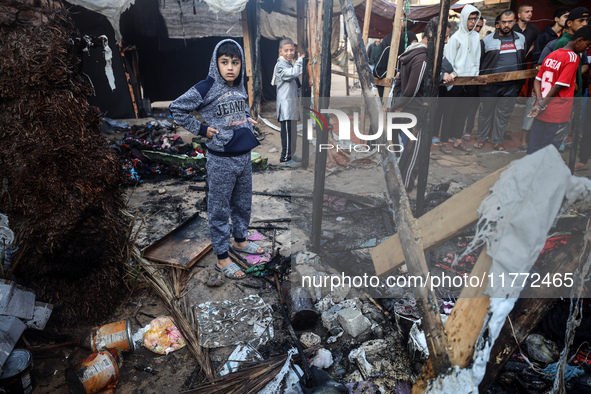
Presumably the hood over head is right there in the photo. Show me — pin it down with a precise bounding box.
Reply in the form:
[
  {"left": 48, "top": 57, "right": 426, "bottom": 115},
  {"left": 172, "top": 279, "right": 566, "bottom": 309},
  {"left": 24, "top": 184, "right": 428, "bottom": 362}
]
[
  {"left": 399, "top": 42, "right": 427, "bottom": 62},
  {"left": 458, "top": 4, "right": 481, "bottom": 35},
  {"left": 208, "top": 38, "right": 246, "bottom": 88}
]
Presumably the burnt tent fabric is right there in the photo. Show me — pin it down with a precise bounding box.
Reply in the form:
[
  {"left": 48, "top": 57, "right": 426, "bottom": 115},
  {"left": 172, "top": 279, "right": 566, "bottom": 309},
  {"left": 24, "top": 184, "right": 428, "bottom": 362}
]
[{"left": 66, "top": 3, "right": 136, "bottom": 119}]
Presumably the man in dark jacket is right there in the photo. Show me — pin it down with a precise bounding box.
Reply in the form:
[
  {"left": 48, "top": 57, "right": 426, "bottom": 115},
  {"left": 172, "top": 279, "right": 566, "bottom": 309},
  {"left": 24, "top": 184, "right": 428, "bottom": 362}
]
[
  {"left": 373, "top": 13, "right": 418, "bottom": 98},
  {"left": 391, "top": 17, "right": 454, "bottom": 192},
  {"left": 475, "top": 10, "right": 526, "bottom": 151},
  {"left": 533, "top": 7, "right": 570, "bottom": 64}
]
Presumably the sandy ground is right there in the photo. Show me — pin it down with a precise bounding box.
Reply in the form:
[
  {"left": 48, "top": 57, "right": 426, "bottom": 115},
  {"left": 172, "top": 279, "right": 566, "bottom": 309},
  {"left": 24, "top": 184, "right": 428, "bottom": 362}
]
[{"left": 30, "top": 73, "right": 591, "bottom": 393}]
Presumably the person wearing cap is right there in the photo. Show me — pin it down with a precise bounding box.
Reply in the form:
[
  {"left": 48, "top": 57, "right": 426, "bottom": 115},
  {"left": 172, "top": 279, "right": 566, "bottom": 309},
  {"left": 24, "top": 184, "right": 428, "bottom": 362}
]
[
  {"left": 527, "top": 26, "right": 591, "bottom": 154},
  {"left": 520, "top": 7, "right": 571, "bottom": 150},
  {"left": 553, "top": 6, "right": 589, "bottom": 97}
]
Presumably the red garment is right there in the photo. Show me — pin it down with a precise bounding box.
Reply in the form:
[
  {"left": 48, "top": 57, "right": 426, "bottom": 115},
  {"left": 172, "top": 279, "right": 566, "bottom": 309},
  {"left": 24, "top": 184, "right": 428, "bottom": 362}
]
[{"left": 535, "top": 48, "right": 579, "bottom": 123}]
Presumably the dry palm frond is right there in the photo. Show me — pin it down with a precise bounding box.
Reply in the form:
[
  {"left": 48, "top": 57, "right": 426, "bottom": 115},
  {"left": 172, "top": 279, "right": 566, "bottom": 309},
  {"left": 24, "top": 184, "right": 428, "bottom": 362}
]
[
  {"left": 134, "top": 247, "right": 215, "bottom": 382},
  {"left": 181, "top": 353, "right": 295, "bottom": 394}
]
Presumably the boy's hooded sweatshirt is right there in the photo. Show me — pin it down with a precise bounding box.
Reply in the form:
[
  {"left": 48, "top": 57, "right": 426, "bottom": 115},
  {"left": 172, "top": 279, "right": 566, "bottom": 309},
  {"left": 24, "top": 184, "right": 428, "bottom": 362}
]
[
  {"left": 444, "top": 4, "right": 481, "bottom": 78},
  {"left": 169, "top": 39, "right": 259, "bottom": 156}
]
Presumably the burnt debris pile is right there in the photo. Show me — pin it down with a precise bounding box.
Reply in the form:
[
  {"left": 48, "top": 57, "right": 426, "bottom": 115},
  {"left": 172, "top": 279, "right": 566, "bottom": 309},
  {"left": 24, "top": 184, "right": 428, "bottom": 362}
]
[{"left": 0, "top": 1, "right": 127, "bottom": 324}]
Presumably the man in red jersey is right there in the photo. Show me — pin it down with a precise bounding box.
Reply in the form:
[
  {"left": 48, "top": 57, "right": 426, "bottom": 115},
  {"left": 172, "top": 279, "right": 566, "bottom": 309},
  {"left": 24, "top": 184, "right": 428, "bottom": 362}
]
[{"left": 527, "top": 26, "right": 591, "bottom": 154}]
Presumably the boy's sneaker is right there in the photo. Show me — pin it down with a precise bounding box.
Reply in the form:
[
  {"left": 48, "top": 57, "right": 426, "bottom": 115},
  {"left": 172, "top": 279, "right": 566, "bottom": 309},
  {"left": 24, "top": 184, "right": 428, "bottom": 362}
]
[
  {"left": 292, "top": 156, "right": 302, "bottom": 162},
  {"left": 279, "top": 160, "right": 301, "bottom": 168}
]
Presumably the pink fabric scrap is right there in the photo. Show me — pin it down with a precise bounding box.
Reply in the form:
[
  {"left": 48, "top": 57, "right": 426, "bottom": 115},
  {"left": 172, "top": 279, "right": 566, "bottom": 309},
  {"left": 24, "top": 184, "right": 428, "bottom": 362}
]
[
  {"left": 247, "top": 233, "right": 264, "bottom": 241},
  {"left": 244, "top": 253, "right": 271, "bottom": 265}
]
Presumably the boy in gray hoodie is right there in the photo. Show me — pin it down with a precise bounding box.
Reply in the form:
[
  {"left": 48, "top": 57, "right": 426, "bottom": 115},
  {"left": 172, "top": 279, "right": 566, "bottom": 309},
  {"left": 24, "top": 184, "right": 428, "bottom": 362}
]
[{"left": 169, "top": 39, "right": 262, "bottom": 279}]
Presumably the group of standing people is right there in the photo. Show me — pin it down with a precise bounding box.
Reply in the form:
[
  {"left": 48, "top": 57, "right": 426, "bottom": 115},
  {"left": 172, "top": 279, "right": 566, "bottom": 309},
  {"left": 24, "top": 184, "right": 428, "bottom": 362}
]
[
  {"left": 164, "top": 4, "right": 591, "bottom": 279},
  {"left": 386, "top": 3, "right": 591, "bottom": 190}
]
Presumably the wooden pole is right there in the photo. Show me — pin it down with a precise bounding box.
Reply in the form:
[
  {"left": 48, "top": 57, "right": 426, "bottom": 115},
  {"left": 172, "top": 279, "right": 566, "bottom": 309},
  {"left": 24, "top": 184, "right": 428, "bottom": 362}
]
[
  {"left": 568, "top": 101, "right": 582, "bottom": 173},
  {"left": 361, "top": 0, "right": 373, "bottom": 42},
  {"left": 344, "top": 31, "right": 350, "bottom": 96},
  {"left": 360, "top": 0, "right": 373, "bottom": 133},
  {"left": 308, "top": 0, "right": 321, "bottom": 101},
  {"left": 416, "top": 0, "right": 451, "bottom": 216},
  {"left": 298, "top": 0, "right": 310, "bottom": 169},
  {"left": 382, "top": 0, "right": 404, "bottom": 105},
  {"left": 311, "top": 0, "right": 333, "bottom": 250},
  {"left": 339, "top": 0, "right": 451, "bottom": 376},
  {"left": 250, "top": 0, "right": 262, "bottom": 117},
  {"left": 241, "top": 9, "right": 254, "bottom": 110}
]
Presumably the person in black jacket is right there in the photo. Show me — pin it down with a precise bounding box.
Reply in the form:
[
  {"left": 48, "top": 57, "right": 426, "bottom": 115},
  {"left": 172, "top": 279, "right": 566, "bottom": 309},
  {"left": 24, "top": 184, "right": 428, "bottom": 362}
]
[
  {"left": 391, "top": 17, "right": 454, "bottom": 193},
  {"left": 373, "top": 12, "right": 418, "bottom": 98},
  {"left": 532, "top": 7, "right": 570, "bottom": 64}
]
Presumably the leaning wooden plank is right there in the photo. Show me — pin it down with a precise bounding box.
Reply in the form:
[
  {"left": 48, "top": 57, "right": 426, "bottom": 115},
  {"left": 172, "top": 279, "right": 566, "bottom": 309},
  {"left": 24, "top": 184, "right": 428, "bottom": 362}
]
[
  {"left": 371, "top": 166, "right": 507, "bottom": 277},
  {"left": 412, "top": 248, "right": 491, "bottom": 394},
  {"left": 445, "top": 248, "right": 492, "bottom": 366}
]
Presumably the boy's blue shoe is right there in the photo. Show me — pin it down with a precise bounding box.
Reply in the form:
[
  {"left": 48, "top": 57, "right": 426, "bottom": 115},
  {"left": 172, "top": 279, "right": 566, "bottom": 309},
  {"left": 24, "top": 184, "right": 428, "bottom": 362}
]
[
  {"left": 292, "top": 155, "right": 302, "bottom": 162},
  {"left": 280, "top": 160, "right": 301, "bottom": 168}
]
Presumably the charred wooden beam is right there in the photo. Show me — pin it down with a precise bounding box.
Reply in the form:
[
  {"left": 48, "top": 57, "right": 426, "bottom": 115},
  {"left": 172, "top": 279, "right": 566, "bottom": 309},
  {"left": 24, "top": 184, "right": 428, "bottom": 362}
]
[
  {"left": 311, "top": 0, "right": 333, "bottom": 250},
  {"left": 298, "top": 0, "right": 310, "bottom": 168},
  {"left": 339, "top": 0, "right": 451, "bottom": 376}
]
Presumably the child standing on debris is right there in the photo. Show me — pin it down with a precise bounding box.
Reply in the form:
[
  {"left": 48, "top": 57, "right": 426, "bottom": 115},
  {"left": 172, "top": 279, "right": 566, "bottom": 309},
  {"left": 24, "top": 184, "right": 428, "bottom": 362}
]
[
  {"left": 272, "top": 37, "right": 304, "bottom": 167},
  {"left": 169, "top": 39, "right": 264, "bottom": 279}
]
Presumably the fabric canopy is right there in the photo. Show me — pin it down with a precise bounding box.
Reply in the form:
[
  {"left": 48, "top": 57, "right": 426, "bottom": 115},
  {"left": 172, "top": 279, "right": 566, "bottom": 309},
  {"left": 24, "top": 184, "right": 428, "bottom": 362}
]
[{"left": 355, "top": 0, "right": 460, "bottom": 37}]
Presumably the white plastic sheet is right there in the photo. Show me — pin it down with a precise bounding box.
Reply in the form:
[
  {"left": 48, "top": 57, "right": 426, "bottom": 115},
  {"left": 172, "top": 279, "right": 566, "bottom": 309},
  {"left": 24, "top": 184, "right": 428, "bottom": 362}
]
[
  {"left": 203, "top": 0, "right": 248, "bottom": 14},
  {"left": 67, "top": 0, "right": 134, "bottom": 40},
  {"left": 428, "top": 146, "right": 591, "bottom": 393}
]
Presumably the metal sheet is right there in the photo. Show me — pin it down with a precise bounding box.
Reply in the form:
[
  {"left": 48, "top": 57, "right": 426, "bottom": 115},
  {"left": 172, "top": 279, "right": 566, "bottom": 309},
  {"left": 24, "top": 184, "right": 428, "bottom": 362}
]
[
  {"left": 23, "top": 302, "right": 54, "bottom": 331},
  {"left": 0, "top": 316, "right": 26, "bottom": 373},
  {"left": 143, "top": 212, "right": 211, "bottom": 268},
  {"left": 0, "top": 281, "right": 35, "bottom": 321}
]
